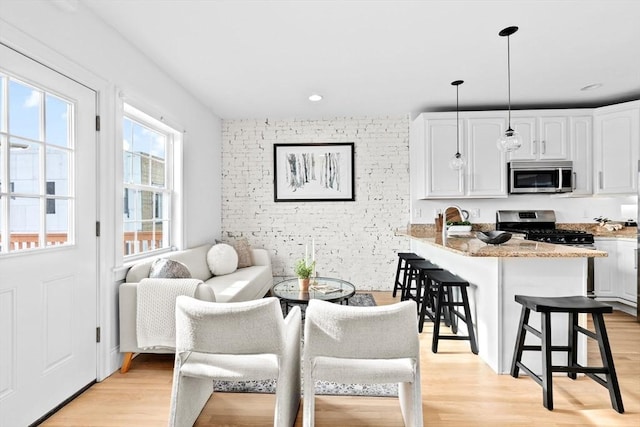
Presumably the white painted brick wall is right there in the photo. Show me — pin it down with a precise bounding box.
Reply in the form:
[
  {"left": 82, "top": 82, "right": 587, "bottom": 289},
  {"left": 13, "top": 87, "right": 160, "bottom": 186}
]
[{"left": 221, "top": 116, "right": 411, "bottom": 291}]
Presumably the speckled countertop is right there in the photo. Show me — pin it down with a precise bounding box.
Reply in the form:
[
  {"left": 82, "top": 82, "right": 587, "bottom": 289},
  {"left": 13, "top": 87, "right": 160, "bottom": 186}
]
[{"left": 397, "top": 228, "right": 608, "bottom": 258}]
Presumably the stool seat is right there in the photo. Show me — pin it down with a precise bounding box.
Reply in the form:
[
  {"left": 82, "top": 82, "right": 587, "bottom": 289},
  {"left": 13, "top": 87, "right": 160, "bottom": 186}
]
[
  {"left": 515, "top": 295, "right": 613, "bottom": 314},
  {"left": 393, "top": 252, "right": 424, "bottom": 298},
  {"left": 425, "top": 270, "right": 468, "bottom": 285},
  {"left": 407, "top": 260, "right": 440, "bottom": 270},
  {"left": 397, "top": 252, "right": 424, "bottom": 260},
  {"left": 511, "top": 294, "right": 623, "bottom": 413}
]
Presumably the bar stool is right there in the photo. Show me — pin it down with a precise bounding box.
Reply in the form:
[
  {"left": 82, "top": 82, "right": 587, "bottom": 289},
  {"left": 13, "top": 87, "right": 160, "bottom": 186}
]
[
  {"left": 393, "top": 252, "right": 424, "bottom": 298},
  {"left": 402, "top": 259, "right": 441, "bottom": 305},
  {"left": 510, "top": 295, "right": 623, "bottom": 413},
  {"left": 422, "top": 270, "right": 478, "bottom": 354}
]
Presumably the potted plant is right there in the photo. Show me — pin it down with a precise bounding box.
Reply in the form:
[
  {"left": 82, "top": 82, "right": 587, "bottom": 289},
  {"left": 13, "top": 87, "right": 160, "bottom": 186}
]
[{"left": 294, "top": 258, "right": 315, "bottom": 291}]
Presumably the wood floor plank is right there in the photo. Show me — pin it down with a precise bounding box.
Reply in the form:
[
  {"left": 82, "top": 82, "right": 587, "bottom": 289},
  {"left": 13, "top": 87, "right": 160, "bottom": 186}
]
[{"left": 41, "top": 292, "right": 640, "bottom": 426}]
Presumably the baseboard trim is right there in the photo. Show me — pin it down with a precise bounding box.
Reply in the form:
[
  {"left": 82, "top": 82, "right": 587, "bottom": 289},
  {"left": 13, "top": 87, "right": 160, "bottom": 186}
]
[{"left": 29, "top": 381, "right": 96, "bottom": 426}]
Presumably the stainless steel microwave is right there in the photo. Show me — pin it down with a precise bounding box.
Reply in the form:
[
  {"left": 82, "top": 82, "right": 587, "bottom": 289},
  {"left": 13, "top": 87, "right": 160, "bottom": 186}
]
[{"left": 508, "top": 161, "right": 574, "bottom": 194}]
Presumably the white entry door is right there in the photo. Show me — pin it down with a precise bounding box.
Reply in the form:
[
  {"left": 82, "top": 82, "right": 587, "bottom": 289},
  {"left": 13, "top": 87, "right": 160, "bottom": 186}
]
[{"left": 0, "top": 44, "right": 97, "bottom": 426}]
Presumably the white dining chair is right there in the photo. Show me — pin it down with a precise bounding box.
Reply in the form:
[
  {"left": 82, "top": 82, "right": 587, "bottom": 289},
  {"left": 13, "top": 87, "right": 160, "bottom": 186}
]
[
  {"left": 302, "top": 299, "right": 423, "bottom": 427},
  {"left": 169, "top": 296, "right": 301, "bottom": 427}
]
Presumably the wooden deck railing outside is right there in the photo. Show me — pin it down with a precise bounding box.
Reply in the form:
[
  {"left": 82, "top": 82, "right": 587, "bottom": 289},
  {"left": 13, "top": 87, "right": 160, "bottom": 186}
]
[{"left": 2, "top": 231, "right": 163, "bottom": 253}]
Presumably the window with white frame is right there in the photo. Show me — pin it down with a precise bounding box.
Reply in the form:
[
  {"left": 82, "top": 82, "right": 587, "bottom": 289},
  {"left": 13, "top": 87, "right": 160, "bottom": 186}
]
[{"left": 122, "top": 104, "right": 181, "bottom": 258}]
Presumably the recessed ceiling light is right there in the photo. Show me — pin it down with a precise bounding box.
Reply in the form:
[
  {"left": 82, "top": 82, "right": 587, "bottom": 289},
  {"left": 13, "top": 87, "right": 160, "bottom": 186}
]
[
  {"left": 580, "top": 83, "right": 603, "bottom": 91},
  {"left": 308, "top": 94, "right": 323, "bottom": 102}
]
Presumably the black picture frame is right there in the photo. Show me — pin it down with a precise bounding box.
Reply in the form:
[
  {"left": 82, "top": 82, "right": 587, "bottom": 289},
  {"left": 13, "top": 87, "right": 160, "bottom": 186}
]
[{"left": 273, "top": 142, "right": 355, "bottom": 202}]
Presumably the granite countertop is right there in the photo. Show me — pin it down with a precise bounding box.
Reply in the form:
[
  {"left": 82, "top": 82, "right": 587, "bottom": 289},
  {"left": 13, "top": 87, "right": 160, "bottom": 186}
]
[{"left": 397, "top": 229, "right": 608, "bottom": 258}]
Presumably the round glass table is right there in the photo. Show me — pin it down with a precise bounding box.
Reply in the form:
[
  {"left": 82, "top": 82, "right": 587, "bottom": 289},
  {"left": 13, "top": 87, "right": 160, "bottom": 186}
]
[{"left": 271, "top": 276, "right": 356, "bottom": 314}]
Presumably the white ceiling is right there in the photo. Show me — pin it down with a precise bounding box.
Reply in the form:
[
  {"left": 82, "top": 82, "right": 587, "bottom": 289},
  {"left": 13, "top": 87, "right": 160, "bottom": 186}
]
[{"left": 83, "top": 0, "right": 640, "bottom": 120}]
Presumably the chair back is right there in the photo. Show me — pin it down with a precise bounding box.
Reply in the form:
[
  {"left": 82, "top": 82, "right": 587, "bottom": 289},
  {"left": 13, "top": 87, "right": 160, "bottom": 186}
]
[
  {"left": 304, "top": 299, "right": 419, "bottom": 360},
  {"left": 175, "top": 296, "right": 285, "bottom": 355}
]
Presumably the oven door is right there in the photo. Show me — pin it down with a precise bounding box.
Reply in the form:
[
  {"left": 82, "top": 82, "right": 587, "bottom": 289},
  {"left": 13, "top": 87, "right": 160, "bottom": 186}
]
[{"left": 509, "top": 164, "right": 573, "bottom": 194}]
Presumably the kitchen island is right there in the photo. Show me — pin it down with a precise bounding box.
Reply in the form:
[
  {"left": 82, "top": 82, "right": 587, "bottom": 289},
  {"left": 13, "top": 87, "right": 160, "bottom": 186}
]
[{"left": 400, "top": 230, "right": 607, "bottom": 374}]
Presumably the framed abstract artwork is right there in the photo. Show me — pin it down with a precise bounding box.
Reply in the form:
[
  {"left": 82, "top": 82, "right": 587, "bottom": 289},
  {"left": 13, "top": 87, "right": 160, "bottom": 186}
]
[{"left": 273, "top": 142, "right": 355, "bottom": 202}]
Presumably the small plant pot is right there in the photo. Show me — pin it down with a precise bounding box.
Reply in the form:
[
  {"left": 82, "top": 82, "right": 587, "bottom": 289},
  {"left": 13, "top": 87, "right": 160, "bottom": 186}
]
[{"left": 298, "top": 277, "right": 310, "bottom": 291}]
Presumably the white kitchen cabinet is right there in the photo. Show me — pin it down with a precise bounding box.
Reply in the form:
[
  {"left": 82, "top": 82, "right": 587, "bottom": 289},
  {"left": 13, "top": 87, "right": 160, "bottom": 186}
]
[
  {"left": 594, "top": 239, "right": 617, "bottom": 298},
  {"left": 412, "top": 113, "right": 507, "bottom": 199},
  {"left": 593, "top": 101, "right": 640, "bottom": 195},
  {"left": 466, "top": 117, "right": 508, "bottom": 197},
  {"left": 618, "top": 239, "right": 637, "bottom": 303},
  {"left": 507, "top": 113, "right": 569, "bottom": 161},
  {"left": 594, "top": 238, "right": 637, "bottom": 307},
  {"left": 569, "top": 115, "right": 593, "bottom": 195}
]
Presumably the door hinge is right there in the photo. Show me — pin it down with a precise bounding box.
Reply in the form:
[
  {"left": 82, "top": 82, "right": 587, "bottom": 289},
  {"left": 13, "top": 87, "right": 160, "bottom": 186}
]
[
  {"left": 96, "top": 327, "right": 101, "bottom": 343},
  {"left": 95, "top": 115, "right": 101, "bottom": 131},
  {"left": 96, "top": 221, "right": 100, "bottom": 237}
]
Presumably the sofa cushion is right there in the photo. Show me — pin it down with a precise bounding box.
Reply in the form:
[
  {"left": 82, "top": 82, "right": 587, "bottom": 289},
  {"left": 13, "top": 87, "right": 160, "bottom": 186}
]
[
  {"left": 149, "top": 259, "right": 191, "bottom": 279},
  {"left": 207, "top": 243, "right": 238, "bottom": 276},
  {"left": 204, "top": 265, "right": 273, "bottom": 302},
  {"left": 223, "top": 238, "right": 253, "bottom": 268}
]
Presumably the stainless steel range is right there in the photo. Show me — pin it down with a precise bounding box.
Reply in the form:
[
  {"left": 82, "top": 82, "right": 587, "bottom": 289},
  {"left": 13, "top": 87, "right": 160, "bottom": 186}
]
[
  {"left": 496, "top": 210, "right": 596, "bottom": 296},
  {"left": 496, "top": 210, "right": 594, "bottom": 246}
]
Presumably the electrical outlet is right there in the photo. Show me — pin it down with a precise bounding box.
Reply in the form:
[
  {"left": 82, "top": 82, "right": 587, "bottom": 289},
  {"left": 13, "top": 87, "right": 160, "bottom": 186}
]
[{"left": 470, "top": 209, "right": 480, "bottom": 218}]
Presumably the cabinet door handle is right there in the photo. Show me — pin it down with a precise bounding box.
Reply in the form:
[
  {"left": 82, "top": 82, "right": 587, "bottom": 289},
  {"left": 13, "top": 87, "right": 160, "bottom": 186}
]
[
  {"left": 635, "top": 249, "right": 638, "bottom": 270},
  {"left": 542, "top": 140, "right": 546, "bottom": 154},
  {"left": 533, "top": 140, "right": 537, "bottom": 154},
  {"left": 572, "top": 172, "right": 577, "bottom": 190},
  {"left": 599, "top": 171, "right": 603, "bottom": 189}
]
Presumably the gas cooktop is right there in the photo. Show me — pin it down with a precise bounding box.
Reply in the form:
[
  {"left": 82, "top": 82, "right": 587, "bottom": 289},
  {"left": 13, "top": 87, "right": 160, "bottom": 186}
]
[{"left": 496, "top": 210, "right": 594, "bottom": 245}]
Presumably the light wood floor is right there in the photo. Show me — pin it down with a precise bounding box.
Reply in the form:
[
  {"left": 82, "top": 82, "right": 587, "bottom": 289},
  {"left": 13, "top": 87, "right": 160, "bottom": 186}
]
[{"left": 42, "top": 292, "right": 640, "bottom": 426}]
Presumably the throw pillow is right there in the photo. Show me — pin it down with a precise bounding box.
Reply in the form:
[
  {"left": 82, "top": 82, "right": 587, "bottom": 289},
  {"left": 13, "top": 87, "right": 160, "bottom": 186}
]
[
  {"left": 149, "top": 258, "right": 192, "bottom": 279},
  {"left": 216, "top": 237, "right": 254, "bottom": 268},
  {"left": 207, "top": 243, "right": 239, "bottom": 276}
]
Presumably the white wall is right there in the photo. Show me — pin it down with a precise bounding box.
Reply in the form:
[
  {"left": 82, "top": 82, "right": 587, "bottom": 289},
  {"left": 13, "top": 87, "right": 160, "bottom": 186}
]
[
  {"left": 0, "top": 0, "right": 222, "bottom": 376},
  {"left": 222, "top": 116, "right": 411, "bottom": 291}
]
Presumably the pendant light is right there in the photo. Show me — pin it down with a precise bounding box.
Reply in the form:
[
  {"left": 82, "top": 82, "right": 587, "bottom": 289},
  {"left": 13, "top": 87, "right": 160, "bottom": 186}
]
[
  {"left": 449, "top": 80, "right": 465, "bottom": 170},
  {"left": 496, "top": 26, "right": 522, "bottom": 152}
]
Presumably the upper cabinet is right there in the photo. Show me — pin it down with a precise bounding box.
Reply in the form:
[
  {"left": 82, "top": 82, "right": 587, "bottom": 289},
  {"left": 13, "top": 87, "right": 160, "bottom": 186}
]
[
  {"left": 411, "top": 113, "right": 506, "bottom": 199},
  {"left": 507, "top": 113, "right": 569, "bottom": 161},
  {"left": 593, "top": 101, "right": 640, "bottom": 195},
  {"left": 569, "top": 115, "right": 594, "bottom": 195},
  {"left": 411, "top": 101, "right": 637, "bottom": 200}
]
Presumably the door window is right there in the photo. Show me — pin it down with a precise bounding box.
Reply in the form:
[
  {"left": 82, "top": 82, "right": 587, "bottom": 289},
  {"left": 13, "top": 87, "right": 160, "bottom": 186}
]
[{"left": 0, "top": 75, "right": 74, "bottom": 253}]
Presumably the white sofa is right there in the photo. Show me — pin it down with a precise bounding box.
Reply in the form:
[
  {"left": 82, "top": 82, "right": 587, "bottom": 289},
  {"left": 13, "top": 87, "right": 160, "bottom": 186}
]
[{"left": 119, "top": 243, "right": 273, "bottom": 372}]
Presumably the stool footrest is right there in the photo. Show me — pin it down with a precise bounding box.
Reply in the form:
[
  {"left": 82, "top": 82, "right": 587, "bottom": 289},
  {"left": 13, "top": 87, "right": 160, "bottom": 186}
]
[
  {"left": 551, "top": 365, "right": 609, "bottom": 375},
  {"left": 523, "top": 323, "right": 541, "bottom": 337},
  {"left": 514, "top": 362, "right": 542, "bottom": 386},
  {"left": 438, "top": 335, "right": 474, "bottom": 341},
  {"left": 575, "top": 325, "right": 597, "bottom": 340},
  {"left": 521, "top": 345, "right": 572, "bottom": 352}
]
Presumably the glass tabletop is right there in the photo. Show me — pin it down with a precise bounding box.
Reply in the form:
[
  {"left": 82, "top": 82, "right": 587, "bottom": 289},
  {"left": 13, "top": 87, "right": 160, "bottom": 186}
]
[{"left": 271, "top": 276, "right": 356, "bottom": 304}]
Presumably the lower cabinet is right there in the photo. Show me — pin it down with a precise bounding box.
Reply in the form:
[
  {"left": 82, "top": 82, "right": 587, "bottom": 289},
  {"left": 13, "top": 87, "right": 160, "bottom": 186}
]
[
  {"left": 594, "top": 238, "right": 637, "bottom": 306},
  {"left": 618, "top": 239, "right": 637, "bottom": 303}
]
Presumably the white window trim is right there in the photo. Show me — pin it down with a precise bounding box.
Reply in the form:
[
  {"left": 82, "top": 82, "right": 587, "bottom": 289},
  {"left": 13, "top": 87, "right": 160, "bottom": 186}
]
[{"left": 115, "top": 98, "right": 184, "bottom": 265}]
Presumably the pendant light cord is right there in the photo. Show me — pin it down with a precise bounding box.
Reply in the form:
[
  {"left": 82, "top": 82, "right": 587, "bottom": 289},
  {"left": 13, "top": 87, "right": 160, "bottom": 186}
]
[
  {"left": 507, "top": 34, "right": 512, "bottom": 129},
  {"left": 456, "top": 84, "right": 460, "bottom": 155}
]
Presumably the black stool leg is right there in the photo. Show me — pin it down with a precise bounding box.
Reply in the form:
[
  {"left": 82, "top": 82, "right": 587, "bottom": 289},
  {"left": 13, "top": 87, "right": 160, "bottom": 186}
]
[
  {"left": 417, "top": 273, "right": 429, "bottom": 333},
  {"left": 541, "top": 311, "right": 554, "bottom": 410},
  {"left": 432, "top": 285, "right": 444, "bottom": 353},
  {"left": 392, "top": 258, "right": 403, "bottom": 297},
  {"left": 568, "top": 312, "right": 578, "bottom": 380},
  {"left": 510, "top": 305, "right": 530, "bottom": 377},
  {"left": 592, "top": 313, "right": 624, "bottom": 413},
  {"left": 460, "top": 286, "right": 478, "bottom": 354}
]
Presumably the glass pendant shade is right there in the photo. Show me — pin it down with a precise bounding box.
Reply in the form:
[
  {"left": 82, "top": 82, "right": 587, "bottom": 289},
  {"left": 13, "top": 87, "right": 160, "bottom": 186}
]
[
  {"left": 496, "top": 127, "right": 522, "bottom": 152},
  {"left": 449, "top": 152, "right": 466, "bottom": 170}
]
